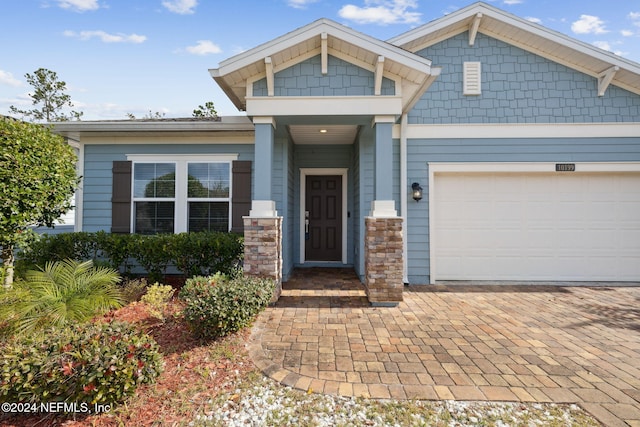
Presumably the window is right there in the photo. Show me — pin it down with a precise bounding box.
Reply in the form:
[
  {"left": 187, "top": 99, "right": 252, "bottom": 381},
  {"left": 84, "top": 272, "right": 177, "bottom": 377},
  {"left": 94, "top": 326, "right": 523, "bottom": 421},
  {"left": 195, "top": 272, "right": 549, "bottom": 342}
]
[
  {"left": 133, "top": 163, "right": 175, "bottom": 234},
  {"left": 128, "top": 155, "right": 237, "bottom": 234},
  {"left": 187, "top": 162, "right": 230, "bottom": 232}
]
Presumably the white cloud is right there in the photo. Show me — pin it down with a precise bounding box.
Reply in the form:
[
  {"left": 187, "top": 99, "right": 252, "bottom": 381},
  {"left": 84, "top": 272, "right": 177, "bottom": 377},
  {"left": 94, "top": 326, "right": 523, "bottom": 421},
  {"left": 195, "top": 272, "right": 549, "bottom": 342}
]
[
  {"left": 503, "top": 0, "right": 522, "bottom": 5},
  {"left": 593, "top": 41, "right": 626, "bottom": 56},
  {"left": 56, "top": 0, "right": 100, "bottom": 12},
  {"left": 185, "top": 40, "right": 222, "bottom": 55},
  {"left": 571, "top": 15, "right": 608, "bottom": 35},
  {"left": 287, "top": 0, "right": 319, "bottom": 9},
  {"left": 162, "top": 0, "right": 197, "bottom": 14},
  {"left": 621, "top": 29, "right": 634, "bottom": 37},
  {"left": 64, "top": 30, "right": 147, "bottom": 43},
  {"left": 338, "top": 0, "right": 421, "bottom": 25},
  {"left": 0, "top": 70, "right": 22, "bottom": 87},
  {"left": 525, "top": 16, "right": 542, "bottom": 24},
  {"left": 629, "top": 12, "right": 640, "bottom": 28}
]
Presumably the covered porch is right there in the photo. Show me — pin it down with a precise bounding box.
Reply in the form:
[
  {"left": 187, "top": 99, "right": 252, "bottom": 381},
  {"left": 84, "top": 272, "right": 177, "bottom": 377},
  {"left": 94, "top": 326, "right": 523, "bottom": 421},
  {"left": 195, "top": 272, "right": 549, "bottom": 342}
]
[{"left": 209, "top": 18, "right": 440, "bottom": 305}]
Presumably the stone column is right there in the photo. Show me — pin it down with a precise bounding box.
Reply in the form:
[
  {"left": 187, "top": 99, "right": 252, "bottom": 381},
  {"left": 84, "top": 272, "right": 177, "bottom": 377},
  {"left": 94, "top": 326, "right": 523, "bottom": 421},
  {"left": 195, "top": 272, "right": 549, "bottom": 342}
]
[
  {"left": 243, "top": 216, "right": 282, "bottom": 303},
  {"left": 364, "top": 216, "right": 403, "bottom": 306}
]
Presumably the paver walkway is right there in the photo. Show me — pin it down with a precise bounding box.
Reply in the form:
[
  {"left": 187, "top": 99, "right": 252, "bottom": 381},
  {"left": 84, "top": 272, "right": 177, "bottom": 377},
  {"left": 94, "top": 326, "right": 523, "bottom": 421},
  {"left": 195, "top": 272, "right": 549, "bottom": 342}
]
[{"left": 247, "top": 268, "right": 640, "bottom": 426}]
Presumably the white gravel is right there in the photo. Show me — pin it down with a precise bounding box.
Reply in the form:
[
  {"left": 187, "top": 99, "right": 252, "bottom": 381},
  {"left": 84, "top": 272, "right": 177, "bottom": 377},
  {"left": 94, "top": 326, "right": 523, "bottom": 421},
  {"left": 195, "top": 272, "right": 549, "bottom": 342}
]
[{"left": 190, "top": 376, "right": 599, "bottom": 427}]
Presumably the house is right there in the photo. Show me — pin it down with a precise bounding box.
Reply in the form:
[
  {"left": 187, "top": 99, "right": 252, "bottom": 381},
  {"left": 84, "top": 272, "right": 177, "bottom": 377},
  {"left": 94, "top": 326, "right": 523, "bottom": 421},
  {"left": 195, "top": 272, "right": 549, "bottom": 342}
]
[{"left": 52, "top": 2, "right": 640, "bottom": 305}]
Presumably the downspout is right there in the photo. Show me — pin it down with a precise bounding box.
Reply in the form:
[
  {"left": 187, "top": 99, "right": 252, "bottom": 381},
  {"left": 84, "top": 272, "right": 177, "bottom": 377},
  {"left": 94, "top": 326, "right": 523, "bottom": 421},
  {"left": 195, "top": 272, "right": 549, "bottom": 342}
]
[{"left": 400, "top": 113, "right": 408, "bottom": 284}]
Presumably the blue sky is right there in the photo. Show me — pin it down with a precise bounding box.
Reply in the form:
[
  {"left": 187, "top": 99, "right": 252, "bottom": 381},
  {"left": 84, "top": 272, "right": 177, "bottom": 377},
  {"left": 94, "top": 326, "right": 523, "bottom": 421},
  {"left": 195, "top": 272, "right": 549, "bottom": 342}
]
[{"left": 1, "top": 0, "right": 639, "bottom": 120}]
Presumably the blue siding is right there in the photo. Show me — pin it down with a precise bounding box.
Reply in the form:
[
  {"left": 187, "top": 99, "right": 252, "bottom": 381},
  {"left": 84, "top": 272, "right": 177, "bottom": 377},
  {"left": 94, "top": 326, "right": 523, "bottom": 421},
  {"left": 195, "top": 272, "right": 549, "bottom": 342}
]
[
  {"left": 254, "top": 55, "right": 395, "bottom": 97},
  {"left": 272, "top": 135, "right": 296, "bottom": 280},
  {"left": 410, "top": 32, "right": 640, "bottom": 124},
  {"left": 406, "top": 136, "right": 640, "bottom": 284},
  {"left": 82, "top": 144, "right": 254, "bottom": 232}
]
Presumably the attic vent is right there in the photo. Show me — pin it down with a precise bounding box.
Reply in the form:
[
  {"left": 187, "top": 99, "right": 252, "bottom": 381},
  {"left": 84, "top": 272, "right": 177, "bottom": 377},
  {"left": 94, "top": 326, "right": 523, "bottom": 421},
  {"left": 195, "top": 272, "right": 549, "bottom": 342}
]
[{"left": 463, "top": 61, "right": 481, "bottom": 95}]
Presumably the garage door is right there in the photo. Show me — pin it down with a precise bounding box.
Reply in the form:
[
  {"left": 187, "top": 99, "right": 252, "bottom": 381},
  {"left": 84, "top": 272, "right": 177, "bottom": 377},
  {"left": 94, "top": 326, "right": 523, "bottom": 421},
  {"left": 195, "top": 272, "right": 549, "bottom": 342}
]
[{"left": 433, "top": 171, "right": 640, "bottom": 281}]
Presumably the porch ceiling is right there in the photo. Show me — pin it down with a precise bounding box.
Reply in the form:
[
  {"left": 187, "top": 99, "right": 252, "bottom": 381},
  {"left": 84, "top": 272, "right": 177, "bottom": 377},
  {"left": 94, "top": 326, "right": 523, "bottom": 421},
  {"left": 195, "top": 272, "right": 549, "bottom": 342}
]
[{"left": 288, "top": 124, "right": 358, "bottom": 145}]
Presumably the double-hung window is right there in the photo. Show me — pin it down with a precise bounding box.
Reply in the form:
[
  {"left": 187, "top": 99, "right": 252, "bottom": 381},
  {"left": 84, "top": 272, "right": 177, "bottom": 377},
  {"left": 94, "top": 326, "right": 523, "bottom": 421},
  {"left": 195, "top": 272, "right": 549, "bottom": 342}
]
[
  {"left": 129, "top": 155, "right": 237, "bottom": 234},
  {"left": 187, "top": 162, "right": 230, "bottom": 232}
]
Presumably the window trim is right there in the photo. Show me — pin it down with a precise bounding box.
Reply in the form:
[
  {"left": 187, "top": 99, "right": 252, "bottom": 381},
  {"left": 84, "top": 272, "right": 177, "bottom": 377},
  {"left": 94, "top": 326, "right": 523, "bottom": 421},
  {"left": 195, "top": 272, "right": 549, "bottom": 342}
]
[{"left": 127, "top": 154, "right": 238, "bottom": 233}]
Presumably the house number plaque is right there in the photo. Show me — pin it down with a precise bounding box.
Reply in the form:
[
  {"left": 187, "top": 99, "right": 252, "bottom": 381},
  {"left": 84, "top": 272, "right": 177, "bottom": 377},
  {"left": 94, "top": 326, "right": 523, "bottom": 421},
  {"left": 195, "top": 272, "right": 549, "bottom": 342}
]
[{"left": 555, "top": 163, "right": 576, "bottom": 172}]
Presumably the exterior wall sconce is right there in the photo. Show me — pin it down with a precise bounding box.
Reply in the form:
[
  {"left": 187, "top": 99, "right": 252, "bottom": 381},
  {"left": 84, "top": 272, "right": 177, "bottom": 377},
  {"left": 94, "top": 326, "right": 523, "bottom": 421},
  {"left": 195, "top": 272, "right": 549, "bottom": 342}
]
[{"left": 411, "top": 182, "right": 423, "bottom": 202}]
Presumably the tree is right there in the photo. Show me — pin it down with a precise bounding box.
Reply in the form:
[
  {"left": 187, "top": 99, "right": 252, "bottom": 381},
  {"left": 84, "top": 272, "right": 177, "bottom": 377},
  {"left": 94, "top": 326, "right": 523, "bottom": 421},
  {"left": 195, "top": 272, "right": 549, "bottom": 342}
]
[
  {"left": 9, "top": 68, "right": 83, "bottom": 122},
  {"left": 0, "top": 117, "right": 78, "bottom": 287},
  {"left": 192, "top": 101, "right": 218, "bottom": 118}
]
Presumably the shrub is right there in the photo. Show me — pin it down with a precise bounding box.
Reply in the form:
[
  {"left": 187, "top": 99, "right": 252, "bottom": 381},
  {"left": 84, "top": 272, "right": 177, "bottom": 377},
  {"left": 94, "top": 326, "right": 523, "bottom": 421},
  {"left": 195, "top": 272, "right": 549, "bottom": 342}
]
[
  {"left": 0, "top": 321, "right": 162, "bottom": 405},
  {"left": 17, "top": 231, "right": 244, "bottom": 280},
  {"left": 120, "top": 278, "right": 149, "bottom": 303},
  {"left": 141, "top": 283, "right": 175, "bottom": 321},
  {"left": 0, "top": 259, "right": 123, "bottom": 335},
  {"left": 180, "top": 274, "right": 274, "bottom": 339}
]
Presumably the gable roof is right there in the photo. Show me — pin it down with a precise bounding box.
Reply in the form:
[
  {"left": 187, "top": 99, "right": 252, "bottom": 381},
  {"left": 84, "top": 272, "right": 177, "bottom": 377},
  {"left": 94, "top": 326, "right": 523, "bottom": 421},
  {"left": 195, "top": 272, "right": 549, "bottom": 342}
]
[
  {"left": 388, "top": 2, "right": 640, "bottom": 97},
  {"left": 210, "top": 18, "right": 437, "bottom": 112}
]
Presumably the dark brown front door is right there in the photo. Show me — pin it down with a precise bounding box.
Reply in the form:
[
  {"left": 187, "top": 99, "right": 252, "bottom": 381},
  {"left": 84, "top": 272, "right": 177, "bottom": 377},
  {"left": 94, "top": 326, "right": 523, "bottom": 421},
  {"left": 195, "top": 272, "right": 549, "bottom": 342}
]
[{"left": 305, "top": 175, "right": 342, "bottom": 261}]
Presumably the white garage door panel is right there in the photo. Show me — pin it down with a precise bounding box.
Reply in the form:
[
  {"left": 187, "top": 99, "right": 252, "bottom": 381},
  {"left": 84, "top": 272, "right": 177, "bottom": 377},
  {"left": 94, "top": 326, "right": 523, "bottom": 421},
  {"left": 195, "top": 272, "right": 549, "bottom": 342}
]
[{"left": 434, "top": 172, "right": 640, "bottom": 281}]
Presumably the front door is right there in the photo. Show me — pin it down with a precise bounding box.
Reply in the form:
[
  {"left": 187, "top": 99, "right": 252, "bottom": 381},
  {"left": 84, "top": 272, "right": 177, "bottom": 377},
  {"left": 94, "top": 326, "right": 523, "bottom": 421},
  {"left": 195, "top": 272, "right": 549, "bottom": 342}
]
[{"left": 305, "top": 175, "right": 342, "bottom": 261}]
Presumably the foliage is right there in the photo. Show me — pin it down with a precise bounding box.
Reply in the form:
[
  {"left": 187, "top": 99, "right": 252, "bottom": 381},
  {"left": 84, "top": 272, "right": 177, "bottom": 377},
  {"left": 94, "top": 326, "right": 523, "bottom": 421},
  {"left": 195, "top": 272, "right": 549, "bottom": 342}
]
[
  {"left": 180, "top": 274, "right": 274, "bottom": 339},
  {"left": 129, "top": 234, "right": 172, "bottom": 283},
  {"left": 120, "top": 278, "right": 149, "bottom": 303},
  {"left": 0, "top": 259, "right": 123, "bottom": 335},
  {"left": 0, "top": 321, "right": 162, "bottom": 405},
  {"left": 192, "top": 101, "right": 218, "bottom": 118},
  {"left": 18, "top": 231, "right": 244, "bottom": 280},
  {"left": 126, "top": 110, "right": 166, "bottom": 120},
  {"left": 8, "top": 68, "right": 83, "bottom": 122},
  {"left": 0, "top": 117, "right": 78, "bottom": 287},
  {"left": 141, "top": 283, "right": 175, "bottom": 321}
]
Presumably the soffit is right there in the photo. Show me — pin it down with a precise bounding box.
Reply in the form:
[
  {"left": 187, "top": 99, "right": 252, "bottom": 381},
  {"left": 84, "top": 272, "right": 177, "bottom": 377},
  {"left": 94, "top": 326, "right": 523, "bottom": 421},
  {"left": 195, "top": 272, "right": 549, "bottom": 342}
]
[{"left": 388, "top": 1, "right": 640, "bottom": 96}]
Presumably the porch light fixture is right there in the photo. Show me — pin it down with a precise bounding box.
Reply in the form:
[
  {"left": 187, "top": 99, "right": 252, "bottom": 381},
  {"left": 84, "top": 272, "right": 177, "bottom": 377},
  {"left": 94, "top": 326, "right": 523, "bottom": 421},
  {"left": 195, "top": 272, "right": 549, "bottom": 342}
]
[
  {"left": 319, "top": 129, "right": 327, "bottom": 133},
  {"left": 411, "top": 182, "right": 423, "bottom": 202}
]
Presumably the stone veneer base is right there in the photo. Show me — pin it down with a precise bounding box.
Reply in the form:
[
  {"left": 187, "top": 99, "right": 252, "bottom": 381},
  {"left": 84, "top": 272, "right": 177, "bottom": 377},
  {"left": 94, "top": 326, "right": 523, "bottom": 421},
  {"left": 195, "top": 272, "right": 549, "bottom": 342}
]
[
  {"left": 364, "top": 216, "right": 403, "bottom": 305},
  {"left": 243, "top": 216, "right": 283, "bottom": 302}
]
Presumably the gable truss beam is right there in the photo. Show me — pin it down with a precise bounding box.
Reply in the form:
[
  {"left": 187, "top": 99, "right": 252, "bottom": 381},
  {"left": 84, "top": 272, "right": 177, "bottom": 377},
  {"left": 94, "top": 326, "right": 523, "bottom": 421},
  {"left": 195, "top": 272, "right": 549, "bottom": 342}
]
[
  {"left": 321, "top": 32, "right": 328, "bottom": 75},
  {"left": 597, "top": 65, "right": 619, "bottom": 97},
  {"left": 469, "top": 13, "right": 483, "bottom": 46},
  {"left": 374, "top": 56, "right": 385, "bottom": 96},
  {"left": 265, "top": 57, "right": 274, "bottom": 97}
]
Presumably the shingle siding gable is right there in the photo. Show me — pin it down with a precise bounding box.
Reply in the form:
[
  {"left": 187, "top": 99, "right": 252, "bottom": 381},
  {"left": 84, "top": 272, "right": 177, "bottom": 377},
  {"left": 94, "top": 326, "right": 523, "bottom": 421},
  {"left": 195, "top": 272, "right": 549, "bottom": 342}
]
[
  {"left": 408, "top": 32, "right": 640, "bottom": 124},
  {"left": 253, "top": 55, "right": 395, "bottom": 97}
]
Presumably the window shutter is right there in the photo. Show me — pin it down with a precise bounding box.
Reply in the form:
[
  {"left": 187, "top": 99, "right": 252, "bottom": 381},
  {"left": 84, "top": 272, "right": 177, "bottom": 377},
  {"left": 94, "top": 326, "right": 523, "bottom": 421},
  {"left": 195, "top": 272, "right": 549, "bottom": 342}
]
[
  {"left": 231, "top": 160, "right": 252, "bottom": 233},
  {"left": 463, "top": 61, "right": 481, "bottom": 95},
  {"left": 111, "top": 161, "right": 132, "bottom": 234}
]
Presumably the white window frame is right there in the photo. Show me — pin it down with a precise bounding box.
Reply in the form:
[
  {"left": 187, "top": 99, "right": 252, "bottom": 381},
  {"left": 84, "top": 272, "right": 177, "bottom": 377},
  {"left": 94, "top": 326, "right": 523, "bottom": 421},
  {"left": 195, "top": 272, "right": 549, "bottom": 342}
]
[
  {"left": 127, "top": 154, "right": 238, "bottom": 233},
  {"left": 186, "top": 161, "right": 232, "bottom": 233}
]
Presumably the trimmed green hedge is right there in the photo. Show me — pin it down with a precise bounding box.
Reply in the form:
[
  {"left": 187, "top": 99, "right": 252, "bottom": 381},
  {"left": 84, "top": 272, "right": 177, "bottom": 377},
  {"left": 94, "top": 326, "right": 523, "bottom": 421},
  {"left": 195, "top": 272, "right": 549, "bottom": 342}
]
[
  {"left": 0, "top": 321, "right": 162, "bottom": 405},
  {"left": 17, "top": 231, "right": 243, "bottom": 282},
  {"left": 180, "top": 273, "right": 274, "bottom": 340}
]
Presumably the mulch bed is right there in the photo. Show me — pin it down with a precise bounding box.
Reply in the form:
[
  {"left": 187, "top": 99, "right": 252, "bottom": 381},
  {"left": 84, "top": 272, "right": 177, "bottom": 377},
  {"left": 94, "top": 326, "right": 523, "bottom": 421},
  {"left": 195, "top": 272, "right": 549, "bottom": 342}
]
[{"left": 0, "top": 299, "right": 256, "bottom": 427}]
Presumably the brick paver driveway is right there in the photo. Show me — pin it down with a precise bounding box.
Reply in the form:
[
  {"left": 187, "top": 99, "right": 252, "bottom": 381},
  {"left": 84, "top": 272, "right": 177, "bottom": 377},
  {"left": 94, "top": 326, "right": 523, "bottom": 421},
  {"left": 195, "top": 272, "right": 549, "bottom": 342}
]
[{"left": 248, "top": 268, "right": 640, "bottom": 427}]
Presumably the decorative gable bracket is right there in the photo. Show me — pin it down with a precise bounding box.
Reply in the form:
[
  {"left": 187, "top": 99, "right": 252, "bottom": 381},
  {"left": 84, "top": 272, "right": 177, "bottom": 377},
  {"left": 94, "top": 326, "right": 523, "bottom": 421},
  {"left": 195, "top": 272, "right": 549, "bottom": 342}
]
[
  {"left": 597, "top": 65, "right": 619, "bottom": 97},
  {"left": 469, "top": 13, "right": 483, "bottom": 46},
  {"left": 374, "top": 56, "right": 385, "bottom": 96},
  {"left": 265, "top": 57, "right": 274, "bottom": 97}
]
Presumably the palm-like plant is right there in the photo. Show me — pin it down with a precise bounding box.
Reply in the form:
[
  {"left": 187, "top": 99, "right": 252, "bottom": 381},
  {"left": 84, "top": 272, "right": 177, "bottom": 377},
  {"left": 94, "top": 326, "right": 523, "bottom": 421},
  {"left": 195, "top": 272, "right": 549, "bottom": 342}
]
[{"left": 0, "top": 259, "right": 124, "bottom": 335}]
